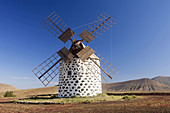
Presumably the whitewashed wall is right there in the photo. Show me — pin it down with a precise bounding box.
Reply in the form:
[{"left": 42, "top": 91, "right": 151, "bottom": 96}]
[{"left": 58, "top": 58, "right": 102, "bottom": 97}]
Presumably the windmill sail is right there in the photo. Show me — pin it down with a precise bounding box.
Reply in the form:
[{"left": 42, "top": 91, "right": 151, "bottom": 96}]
[
  {"left": 89, "top": 52, "right": 119, "bottom": 83},
  {"left": 79, "top": 12, "right": 117, "bottom": 43},
  {"left": 32, "top": 52, "right": 61, "bottom": 86},
  {"left": 40, "top": 11, "right": 73, "bottom": 43}
]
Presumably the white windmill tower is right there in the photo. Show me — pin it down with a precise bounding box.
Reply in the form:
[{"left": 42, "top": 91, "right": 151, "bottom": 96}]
[{"left": 32, "top": 11, "right": 119, "bottom": 97}]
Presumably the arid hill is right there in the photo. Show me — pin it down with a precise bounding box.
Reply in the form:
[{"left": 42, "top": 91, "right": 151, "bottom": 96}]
[
  {"left": 0, "top": 86, "right": 58, "bottom": 98},
  {"left": 152, "top": 76, "right": 170, "bottom": 86},
  {"left": 102, "top": 78, "right": 170, "bottom": 92},
  {"left": 0, "top": 83, "right": 19, "bottom": 93}
]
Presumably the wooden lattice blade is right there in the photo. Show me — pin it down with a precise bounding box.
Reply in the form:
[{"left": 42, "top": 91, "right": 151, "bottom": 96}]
[
  {"left": 32, "top": 52, "right": 61, "bottom": 86},
  {"left": 89, "top": 57, "right": 112, "bottom": 79},
  {"left": 90, "top": 52, "right": 119, "bottom": 83},
  {"left": 40, "top": 11, "right": 73, "bottom": 43},
  {"left": 79, "top": 12, "right": 117, "bottom": 43},
  {"left": 90, "top": 17, "right": 111, "bottom": 34},
  {"left": 38, "top": 58, "right": 62, "bottom": 79}
]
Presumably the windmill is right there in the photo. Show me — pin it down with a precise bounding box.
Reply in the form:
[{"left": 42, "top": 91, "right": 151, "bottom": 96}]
[{"left": 32, "top": 11, "right": 119, "bottom": 97}]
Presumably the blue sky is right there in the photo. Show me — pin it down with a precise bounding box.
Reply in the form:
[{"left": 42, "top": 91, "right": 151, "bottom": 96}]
[{"left": 0, "top": 0, "right": 170, "bottom": 89}]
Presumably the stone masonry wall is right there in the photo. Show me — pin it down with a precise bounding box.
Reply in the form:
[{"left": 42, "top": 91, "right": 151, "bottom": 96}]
[{"left": 58, "top": 58, "right": 102, "bottom": 97}]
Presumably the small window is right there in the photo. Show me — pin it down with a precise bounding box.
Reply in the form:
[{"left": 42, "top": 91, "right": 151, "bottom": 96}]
[{"left": 68, "top": 71, "right": 72, "bottom": 75}]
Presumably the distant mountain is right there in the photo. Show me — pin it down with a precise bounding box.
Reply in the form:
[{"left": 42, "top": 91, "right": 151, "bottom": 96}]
[
  {"left": 102, "top": 78, "right": 170, "bottom": 92},
  {"left": 152, "top": 76, "right": 170, "bottom": 86},
  {"left": 0, "top": 83, "right": 19, "bottom": 93}
]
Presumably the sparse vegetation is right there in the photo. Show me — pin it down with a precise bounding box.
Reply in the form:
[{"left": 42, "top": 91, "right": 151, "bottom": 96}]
[
  {"left": 3, "top": 91, "right": 16, "bottom": 97},
  {"left": 81, "top": 100, "right": 91, "bottom": 104},
  {"left": 15, "top": 94, "right": 123, "bottom": 104},
  {"left": 122, "top": 95, "right": 131, "bottom": 100},
  {"left": 71, "top": 95, "right": 79, "bottom": 98},
  {"left": 97, "top": 93, "right": 108, "bottom": 97},
  {"left": 132, "top": 94, "right": 136, "bottom": 99},
  {"left": 122, "top": 95, "right": 136, "bottom": 100}
]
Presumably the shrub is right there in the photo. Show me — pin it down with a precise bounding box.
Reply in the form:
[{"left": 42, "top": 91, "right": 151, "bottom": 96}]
[
  {"left": 97, "top": 93, "right": 108, "bottom": 97},
  {"left": 71, "top": 95, "right": 78, "bottom": 98},
  {"left": 3, "top": 91, "right": 16, "bottom": 97},
  {"left": 122, "top": 95, "right": 131, "bottom": 100},
  {"left": 82, "top": 100, "right": 91, "bottom": 104},
  {"left": 132, "top": 95, "right": 136, "bottom": 99},
  {"left": 82, "top": 96, "right": 87, "bottom": 98},
  {"left": 51, "top": 94, "right": 57, "bottom": 98}
]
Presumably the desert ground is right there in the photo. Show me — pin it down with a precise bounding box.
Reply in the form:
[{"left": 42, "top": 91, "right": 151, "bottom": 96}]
[
  {"left": 0, "top": 85, "right": 170, "bottom": 112},
  {"left": 0, "top": 76, "right": 170, "bottom": 112},
  {"left": 0, "top": 95, "right": 169, "bottom": 113}
]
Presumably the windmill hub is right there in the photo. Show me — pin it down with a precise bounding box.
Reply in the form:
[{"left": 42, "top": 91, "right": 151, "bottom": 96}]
[
  {"left": 33, "top": 11, "right": 119, "bottom": 98},
  {"left": 69, "top": 40, "right": 84, "bottom": 56}
]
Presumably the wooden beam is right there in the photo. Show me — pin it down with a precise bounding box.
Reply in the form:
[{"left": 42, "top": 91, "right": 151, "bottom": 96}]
[
  {"left": 89, "top": 57, "right": 112, "bottom": 79},
  {"left": 71, "top": 30, "right": 76, "bottom": 42},
  {"left": 91, "top": 17, "right": 111, "bottom": 34}
]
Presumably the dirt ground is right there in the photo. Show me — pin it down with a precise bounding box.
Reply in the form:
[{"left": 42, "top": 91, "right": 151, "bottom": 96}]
[{"left": 0, "top": 96, "right": 170, "bottom": 113}]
